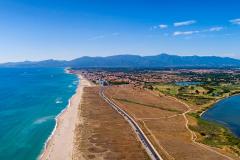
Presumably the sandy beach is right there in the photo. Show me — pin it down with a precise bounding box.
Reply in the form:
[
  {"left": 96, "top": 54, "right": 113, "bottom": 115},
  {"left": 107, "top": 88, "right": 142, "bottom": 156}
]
[{"left": 40, "top": 74, "right": 91, "bottom": 160}]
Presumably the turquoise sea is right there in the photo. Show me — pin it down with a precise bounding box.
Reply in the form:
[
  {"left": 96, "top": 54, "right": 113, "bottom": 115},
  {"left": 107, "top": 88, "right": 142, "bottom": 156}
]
[
  {"left": 202, "top": 94, "right": 240, "bottom": 137},
  {"left": 0, "top": 68, "right": 78, "bottom": 160}
]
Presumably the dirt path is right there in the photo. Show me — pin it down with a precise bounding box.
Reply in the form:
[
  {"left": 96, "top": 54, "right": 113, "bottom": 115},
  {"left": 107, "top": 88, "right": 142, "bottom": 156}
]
[
  {"left": 145, "top": 89, "right": 235, "bottom": 160},
  {"left": 173, "top": 97, "right": 234, "bottom": 160},
  {"left": 105, "top": 86, "right": 235, "bottom": 159}
]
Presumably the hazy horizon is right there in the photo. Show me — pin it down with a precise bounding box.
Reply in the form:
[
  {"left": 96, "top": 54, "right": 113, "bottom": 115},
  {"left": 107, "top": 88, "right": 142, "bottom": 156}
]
[
  {"left": 2, "top": 53, "right": 240, "bottom": 64},
  {"left": 0, "top": 0, "right": 240, "bottom": 62}
]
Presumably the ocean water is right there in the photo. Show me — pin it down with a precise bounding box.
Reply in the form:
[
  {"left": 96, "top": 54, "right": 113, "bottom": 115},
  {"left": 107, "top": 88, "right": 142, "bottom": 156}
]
[
  {"left": 202, "top": 94, "right": 240, "bottom": 137},
  {"left": 0, "top": 68, "right": 78, "bottom": 160}
]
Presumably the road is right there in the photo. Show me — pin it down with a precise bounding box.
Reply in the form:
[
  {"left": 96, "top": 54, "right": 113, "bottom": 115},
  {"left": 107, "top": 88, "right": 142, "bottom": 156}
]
[{"left": 99, "top": 87, "right": 163, "bottom": 160}]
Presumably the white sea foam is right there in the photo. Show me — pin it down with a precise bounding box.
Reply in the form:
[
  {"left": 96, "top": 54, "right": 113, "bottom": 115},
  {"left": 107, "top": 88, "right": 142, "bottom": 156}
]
[
  {"left": 38, "top": 68, "right": 79, "bottom": 159},
  {"left": 55, "top": 97, "right": 63, "bottom": 104},
  {"left": 39, "top": 91, "right": 76, "bottom": 159},
  {"left": 55, "top": 100, "right": 63, "bottom": 104},
  {"left": 34, "top": 116, "right": 54, "bottom": 124},
  {"left": 73, "top": 80, "right": 78, "bottom": 85}
]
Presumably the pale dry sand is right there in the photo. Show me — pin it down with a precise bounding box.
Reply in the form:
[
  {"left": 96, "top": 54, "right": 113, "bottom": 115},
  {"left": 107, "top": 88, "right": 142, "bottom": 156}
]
[{"left": 40, "top": 74, "right": 92, "bottom": 160}]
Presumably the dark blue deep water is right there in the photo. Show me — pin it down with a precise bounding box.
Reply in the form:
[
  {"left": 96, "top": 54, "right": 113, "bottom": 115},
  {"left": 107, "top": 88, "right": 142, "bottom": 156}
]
[
  {"left": 202, "top": 95, "right": 240, "bottom": 137},
  {"left": 0, "top": 68, "right": 78, "bottom": 160}
]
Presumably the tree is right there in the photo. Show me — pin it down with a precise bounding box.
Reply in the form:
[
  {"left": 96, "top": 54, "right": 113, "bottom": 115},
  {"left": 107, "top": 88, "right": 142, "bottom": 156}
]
[{"left": 195, "top": 90, "right": 200, "bottom": 94}]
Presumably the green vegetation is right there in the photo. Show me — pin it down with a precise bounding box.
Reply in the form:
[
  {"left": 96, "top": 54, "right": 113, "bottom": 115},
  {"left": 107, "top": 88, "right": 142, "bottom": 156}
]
[
  {"left": 178, "top": 72, "right": 240, "bottom": 84},
  {"left": 189, "top": 113, "right": 240, "bottom": 156},
  {"left": 154, "top": 83, "right": 180, "bottom": 96},
  {"left": 154, "top": 82, "right": 240, "bottom": 108},
  {"left": 153, "top": 79, "right": 240, "bottom": 156},
  {"left": 114, "top": 98, "right": 182, "bottom": 113}
]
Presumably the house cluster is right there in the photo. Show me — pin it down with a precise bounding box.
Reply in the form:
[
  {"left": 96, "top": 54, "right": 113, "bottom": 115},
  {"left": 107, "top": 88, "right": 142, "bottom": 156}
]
[
  {"left": 71, "top": 68, "right": 240, "bottom": 86},
  {"left": 77, "top": 70, "right": 191, "bottom": 85}
]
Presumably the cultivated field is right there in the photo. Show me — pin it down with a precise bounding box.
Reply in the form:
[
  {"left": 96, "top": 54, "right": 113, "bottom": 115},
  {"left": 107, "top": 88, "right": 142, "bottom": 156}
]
[
  {"left": 73, "top": 86, "right": 149, "bottom": 160},
  {"left": 105, "top": 85, "right": 233, "bottom": 160}
]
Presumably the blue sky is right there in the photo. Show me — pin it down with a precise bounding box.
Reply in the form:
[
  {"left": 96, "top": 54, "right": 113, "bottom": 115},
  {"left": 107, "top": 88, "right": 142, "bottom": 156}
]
[{"left": 0, "top": 0, "right": 240, "bottom": 62}]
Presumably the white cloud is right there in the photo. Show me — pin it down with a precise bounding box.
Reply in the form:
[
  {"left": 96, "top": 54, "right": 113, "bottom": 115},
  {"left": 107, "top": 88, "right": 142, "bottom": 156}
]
[
  {"left": 230, "top": 18, "right": 240, "bottom": 25},
  {"left": 173, "top": 30, "right": 200, "bottom": 36},
  {"left": 208, "top": 27, "right": 223, "bottom": 32},
  {"left": 174, "top": 20, "right": 196, "bottom": 27},
  {"left": 173, "top": 26, "right": 223, "bottom": 36},
  {"left": 159, "top": 24, "right": 168, "bottom": 29},
  {"left": 150, "top": 24, "right": 168, "bottom": 30}
]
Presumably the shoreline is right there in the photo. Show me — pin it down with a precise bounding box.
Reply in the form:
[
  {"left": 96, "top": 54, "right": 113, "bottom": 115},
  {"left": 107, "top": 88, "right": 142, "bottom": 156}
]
[
  {"left": 39, "top": 87, "right": 76, "bottom": 159},
  {"left": 154, "top": 87, "right": 239, "bottom": 159},
  {"left": 39, "top": 73, "right": 92, "bottom": 160},
  {"left": 199, "top": 93, "right": 240, "bottom": 138},
  {"left": 199, "top": 92, "right": 240, "bottom": 117}
]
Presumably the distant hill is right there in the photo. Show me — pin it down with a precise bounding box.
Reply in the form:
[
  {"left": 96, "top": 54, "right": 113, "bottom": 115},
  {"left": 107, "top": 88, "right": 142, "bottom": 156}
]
[
  {"left": 1, "top": 54, "right": 240, "bottom": 68},
  {"left": 0, "top": 59, "right": 68, "bottom": 68}
]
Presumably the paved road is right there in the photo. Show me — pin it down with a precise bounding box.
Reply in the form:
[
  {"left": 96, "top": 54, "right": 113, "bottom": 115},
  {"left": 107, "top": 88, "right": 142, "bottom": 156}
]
[{"left": 99, "top": 87, "right": 163, "bottom": 160}]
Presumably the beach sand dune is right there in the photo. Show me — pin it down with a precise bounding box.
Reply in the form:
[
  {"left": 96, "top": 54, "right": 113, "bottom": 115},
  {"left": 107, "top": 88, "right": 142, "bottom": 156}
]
[
  {"left": 40, "top": 75, "right": 91, "bottom": 160},
  {"left": 73, "top": 87, "right": 149, "bottom": 160}
]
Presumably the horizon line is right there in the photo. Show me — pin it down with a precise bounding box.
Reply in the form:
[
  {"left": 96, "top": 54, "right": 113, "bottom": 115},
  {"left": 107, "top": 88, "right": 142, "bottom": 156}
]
[{"left": 1, "top": 53, "right": 239, "bottom": 64}]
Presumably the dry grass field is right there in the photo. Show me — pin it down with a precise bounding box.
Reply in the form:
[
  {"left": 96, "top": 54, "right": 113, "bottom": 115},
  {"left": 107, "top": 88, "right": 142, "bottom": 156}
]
[
  {"left": 73, "top": 86, "right": 149, "bottom": 160},
  {"left": 105, "top": 85, "right": 231, "bottom": 160}
]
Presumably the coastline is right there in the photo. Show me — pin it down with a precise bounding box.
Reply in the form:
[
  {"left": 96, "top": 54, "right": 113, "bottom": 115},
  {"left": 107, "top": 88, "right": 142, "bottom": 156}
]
[
  {"left": 199, "top": 92, "right": 240, "bottom": 117},
  {"left": 190, "top": 93, "right": 240, "bottom": 159},
  {"left": 39, "top": 73, "right": 92, "bottom": 160},
  {"left": 199, "top": 93, "right": 240, "bottom": 137},
  {"left": 157, "top": 88, "right": 240, "bottom": 159}
]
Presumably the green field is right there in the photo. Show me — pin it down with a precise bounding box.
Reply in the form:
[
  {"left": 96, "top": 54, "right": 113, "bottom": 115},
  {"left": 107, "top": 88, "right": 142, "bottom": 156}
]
[
  {"left": 152, "top": 81, "right": 240, "bottom": 156},
  {"left": 153, "top": 82, "right": 240, "bottom": 110}
]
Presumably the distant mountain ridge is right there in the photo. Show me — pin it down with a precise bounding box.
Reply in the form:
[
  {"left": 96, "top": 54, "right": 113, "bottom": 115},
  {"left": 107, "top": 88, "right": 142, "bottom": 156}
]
[{"left": 1, "top": 54, "right": 240, "bottom": 68}]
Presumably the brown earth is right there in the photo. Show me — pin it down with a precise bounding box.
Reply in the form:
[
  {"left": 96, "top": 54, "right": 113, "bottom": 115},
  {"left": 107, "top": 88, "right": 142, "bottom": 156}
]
[
  {"left": 105, "top": 85, "right": 231, "bottom": 160},
  {"left": 73, "top": 86, "right": 149, "bottom": 160}
]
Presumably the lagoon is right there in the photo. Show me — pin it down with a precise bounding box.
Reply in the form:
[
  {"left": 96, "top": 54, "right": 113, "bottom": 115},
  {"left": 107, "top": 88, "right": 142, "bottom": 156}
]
[{"left": 202, "top": 94, "right": 240, "bottom": 137}]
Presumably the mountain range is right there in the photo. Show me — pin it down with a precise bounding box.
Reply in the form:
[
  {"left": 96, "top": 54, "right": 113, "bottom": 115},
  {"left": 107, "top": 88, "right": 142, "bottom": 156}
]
[{"left": 1, "top": 54, "right": 240, "bottom": 68}]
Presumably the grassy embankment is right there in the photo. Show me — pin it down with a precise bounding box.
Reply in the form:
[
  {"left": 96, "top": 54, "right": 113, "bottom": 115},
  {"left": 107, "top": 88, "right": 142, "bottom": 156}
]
[{"left": 152, "top": 82, "right": 240, "bottom": 156}]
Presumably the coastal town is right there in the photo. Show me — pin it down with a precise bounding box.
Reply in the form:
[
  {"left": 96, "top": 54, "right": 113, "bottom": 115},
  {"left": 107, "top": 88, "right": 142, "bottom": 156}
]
[
  {"left": 66, "top": 68, "right": 240, "bottom": 160},
  {"left": 1, "top": 0, "right": 240, "bottom": 160},
  {"left": 74, "top": 68, "right": 240, "bottom": 86}
]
